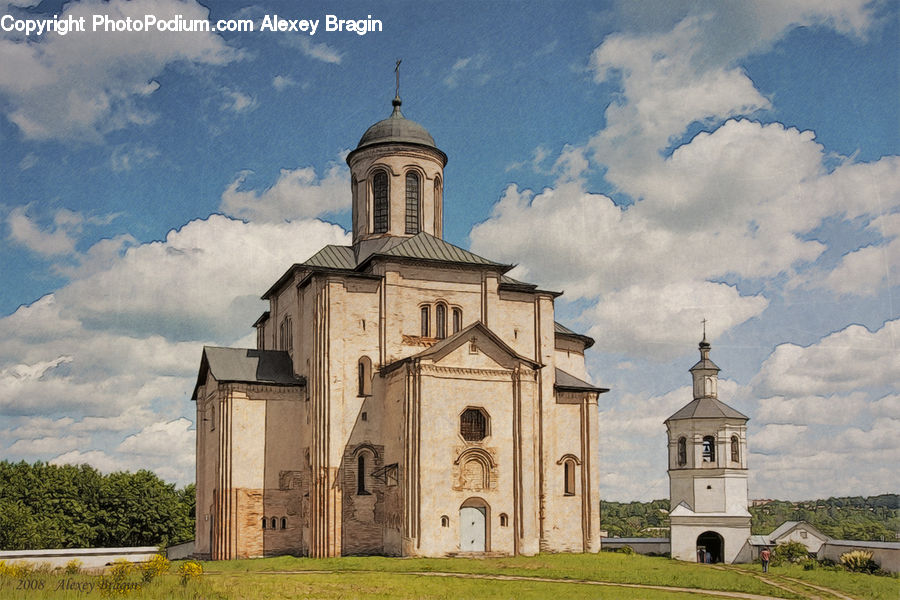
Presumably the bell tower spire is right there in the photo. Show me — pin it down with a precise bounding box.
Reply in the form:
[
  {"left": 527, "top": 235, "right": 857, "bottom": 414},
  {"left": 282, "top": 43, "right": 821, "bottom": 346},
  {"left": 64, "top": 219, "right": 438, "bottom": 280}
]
[{"left": 691, "top": 321, "right": 719, "bottom": 400}]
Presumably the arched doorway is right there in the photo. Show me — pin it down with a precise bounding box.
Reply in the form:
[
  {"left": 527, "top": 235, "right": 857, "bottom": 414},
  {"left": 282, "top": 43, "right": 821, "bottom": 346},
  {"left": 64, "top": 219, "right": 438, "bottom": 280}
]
[
  {"left": 459, "top": 497, "right": 490, "bottom": 552},
  {"left": 696, "top": 531, "right": 724, "bottom": 563}
]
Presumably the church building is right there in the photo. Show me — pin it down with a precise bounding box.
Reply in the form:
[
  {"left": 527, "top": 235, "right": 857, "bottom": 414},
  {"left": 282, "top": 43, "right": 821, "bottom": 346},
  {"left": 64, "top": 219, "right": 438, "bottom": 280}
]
[
  {"left": 665, "top": 335, "right": 752, "bottom": 563},
  {"left": 191, "top": 90, "right": 608, "bottom": 559}
]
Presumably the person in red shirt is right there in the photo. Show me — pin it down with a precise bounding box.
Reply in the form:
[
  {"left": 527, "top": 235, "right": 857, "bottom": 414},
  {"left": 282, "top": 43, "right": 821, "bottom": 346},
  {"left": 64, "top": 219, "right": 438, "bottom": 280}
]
[{"left": 760, "top": 547, "right": 771, "bottom": 573}]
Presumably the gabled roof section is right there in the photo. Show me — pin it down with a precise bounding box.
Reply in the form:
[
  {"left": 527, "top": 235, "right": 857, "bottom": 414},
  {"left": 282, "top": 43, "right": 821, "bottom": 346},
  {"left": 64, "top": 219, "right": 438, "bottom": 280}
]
[
  {"left": 554, "top": 321, "right": 595, "bottom": 349},
  {"left": 499, "top": 274, "right": 563, "bottom": 298},
  {"left": 192, "top": 346, "right": 304, "bottom": 400},
  {"left": 665, "top": 397, "right": 748, "bottom": 422},
  {"left": 381, "top": 321, "right": 541, "bottom": 375},
  {"left": 362, "top": 232, "right": 509, "bottom": 270},
  {"left": 302, "top": 244, "right": 357, "bottom": 270},
  {"left": 554, "top": 368, "right": 608, "bottom": 394},
  {"left": 767, "top": 521, "right": 830, "bottom": 542},
  {"left": 264, "top": 233, "right": 516, "bottom": 299}
]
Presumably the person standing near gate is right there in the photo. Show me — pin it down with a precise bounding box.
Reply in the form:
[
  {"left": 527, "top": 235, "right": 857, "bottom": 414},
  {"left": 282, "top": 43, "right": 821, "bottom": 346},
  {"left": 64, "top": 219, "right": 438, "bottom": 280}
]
[{"left": 760, "top": 547, "right": 771, "bottom": 573}]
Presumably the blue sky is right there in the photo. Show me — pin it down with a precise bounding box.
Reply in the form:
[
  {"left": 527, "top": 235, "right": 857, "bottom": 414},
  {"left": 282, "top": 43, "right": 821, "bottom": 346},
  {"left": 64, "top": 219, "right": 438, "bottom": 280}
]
[{"left": 0, "top": 0, "right": 897, "bottom": 501}]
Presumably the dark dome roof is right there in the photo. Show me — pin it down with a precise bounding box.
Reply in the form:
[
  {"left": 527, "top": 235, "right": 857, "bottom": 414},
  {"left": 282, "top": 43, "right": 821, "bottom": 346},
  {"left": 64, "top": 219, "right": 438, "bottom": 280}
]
[{"left": 356, "top": 97, "right": 437, "bottom": 151}]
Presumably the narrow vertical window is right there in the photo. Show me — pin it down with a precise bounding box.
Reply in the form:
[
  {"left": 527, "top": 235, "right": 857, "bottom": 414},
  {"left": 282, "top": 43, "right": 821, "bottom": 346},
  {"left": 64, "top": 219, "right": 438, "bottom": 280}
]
[
  {"left": 564, "top": 460, "right": 576, "bottom": 496},
  {"left": 435, "top": 303, "right": 446, "bottom": 339},
  {"left": 405, "top": 171, "right": 420, "bottom": 234},
  {"left": 270, "top": 517, "right": 277, "bottom": 530},
  {"left": 373, "top": 171, "right": 389, "bottom": 234},
  {"left": 358, "top": 357, "right": 372, "bottom": 396},
  {"left": 281, "top": 517, "right": 287, "bottom": 529},
  {"left": 677, "top": 437, "right": 687, "bottom": 466},
  {"left": 730, "top": 435, "right": 740, "bottom": 463},
  {"left": 357, "top": 454, "right": 369, "bottom": 495},
  {"left": 420, "top": 305, "right": 430, "bottom": 337},
  {"left": 279, "top": 316, "right": 292, "bottom": 352},
  {"left": 261, "top": 517, "right": 267, "bottom": 529},
  {"left": 433, "top": 177, "right": 442, "bottom": 235},
  {"left": 702, "top": 436, "right": 716, "bottom": 463},
  {"left": 452, "top": 308, "right": 462, "bottom": 334},
  {"left": 499, "top": 513, "right": 508, "bottom": 527}
]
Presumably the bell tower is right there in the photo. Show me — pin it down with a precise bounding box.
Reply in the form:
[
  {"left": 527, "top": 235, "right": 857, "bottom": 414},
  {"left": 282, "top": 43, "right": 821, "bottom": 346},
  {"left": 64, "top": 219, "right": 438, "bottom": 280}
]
[
  {"left": 346, "top": 64, "right": 447, "bottom": 245},
  {"left": 665, "top": 333, "right": 751, "bottom": 564}
]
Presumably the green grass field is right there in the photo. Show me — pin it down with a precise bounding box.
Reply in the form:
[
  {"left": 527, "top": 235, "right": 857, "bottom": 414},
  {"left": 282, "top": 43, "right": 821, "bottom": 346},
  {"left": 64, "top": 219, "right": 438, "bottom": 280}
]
[{"left": 1, "top": 553, "right": 897, "bottom": 599}]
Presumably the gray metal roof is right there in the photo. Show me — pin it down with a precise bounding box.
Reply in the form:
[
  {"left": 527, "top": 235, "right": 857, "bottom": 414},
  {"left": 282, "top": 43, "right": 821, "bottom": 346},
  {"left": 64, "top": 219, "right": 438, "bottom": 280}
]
[
  {"left": 824, "top": 539, "right": 900, "bottom": 549},
  {"left": 555, "top": 368, "right": 608, "bottom": 393},
  {"left": 665, "top": 397, "right": 748, "bottom": 422},
  {"left": 378, "top": 232, "right": 501, "bottom": 265},
  {"left": 193, "top": 346, "right": 303, "bottom": 399},
  {"left": 301, "top": 232, "right": 507, "bottom": 271},
  {"left": 302, "top": 245, "right": 357, "bottom": 270},
  {"left": 767, "top": 520, "right": 829, "bottom": 542},
  {"left": 355, "top": 99, "right": 439, "bottom": 153},
  {"left": 767, "top": 521, "right": 802, "bottom": 541},
  {"left": 554, "top": 321, "right": 595, "bottom": 349},
  {"left": 555, "top": 322, "right": 578, "bottom": 336}
]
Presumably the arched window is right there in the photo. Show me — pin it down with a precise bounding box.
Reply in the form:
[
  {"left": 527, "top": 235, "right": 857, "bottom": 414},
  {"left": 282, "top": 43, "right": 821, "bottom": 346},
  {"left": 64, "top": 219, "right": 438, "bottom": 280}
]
[
  {"left": 452, "top": 308, "right": 462, "bottom": 334},
  {"left": 281, "top": 517, "right": 287, "bottom": 530},
  {"left": 702, "top": 436, "right": 716, "bottom": 463},
  {"left": 435, "top": 303, "right": 447, "bottom": 339},
  {"left": 357, "top": 453, "right": 370, "bottom": 495},
  {"left": 462, "top": 458, "right": 487, "bottom": 490},
  {"left": 730, "top": 435, "right": 740, "bottom": 463},
  {"left": 564, "top": 459, "right": 576, "bottom": 496},
  {"left": 261, "top": 517, "right": 267, "bottom": 529},
  {"left": 373, "top": 171, "right": 389, "bottom": 233},
  {"left": 499, "top": 513, "right": 508, "bottom": 527},
  {"left": 420, "top": 305, "right": 430, "bottom": 337},
  {"left": 271, "top": 517, "right": 277, "bottom": 530},
  {"left": 441, "top": 515, "right": 449, "bottom": 527},
  {"left": 460, "top": 408, "right": 488, "bottom": 441},
  {"left": 405, "top": 171, "right": 420, "bottom": 234},
  {"left": 358, "top": 356, "right": 372, "bottom": 396},
  {"left": 433, "top": 177, "right": 443, "bottom": 234},
  {"left": 677, "top": 437, "right": 687, "bottom": 466}
]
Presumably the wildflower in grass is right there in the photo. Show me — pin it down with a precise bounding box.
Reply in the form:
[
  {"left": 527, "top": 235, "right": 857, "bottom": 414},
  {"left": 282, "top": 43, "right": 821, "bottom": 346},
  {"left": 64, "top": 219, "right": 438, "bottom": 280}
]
[
  {"left": 64, "top": 558, "right": 83, "bottom": 574},
  {"left": 139, "top": 553, "right": 170, "bottom": 582},
  {"left": 178, "top": 560, "right": 203, "bottom": 585}
]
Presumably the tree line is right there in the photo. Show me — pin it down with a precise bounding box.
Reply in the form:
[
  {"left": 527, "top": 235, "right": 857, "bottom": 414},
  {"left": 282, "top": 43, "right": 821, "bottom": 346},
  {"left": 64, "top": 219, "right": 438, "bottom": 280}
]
[
  {"left": 602, "top": 494, "right": 898, "bottom": 541},
  {"left": 0, "top": 461, "right": 194, "bottom": 551}
]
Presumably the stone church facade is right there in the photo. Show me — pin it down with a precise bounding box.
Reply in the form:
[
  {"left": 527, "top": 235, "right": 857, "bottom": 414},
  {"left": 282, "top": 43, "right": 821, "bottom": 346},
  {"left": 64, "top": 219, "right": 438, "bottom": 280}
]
[{"left": 192, "top": 93, "right": 607, "bottom": 559}]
